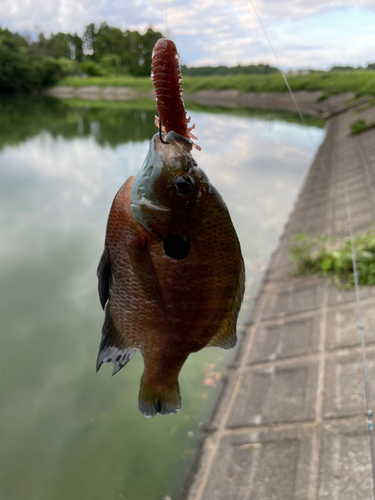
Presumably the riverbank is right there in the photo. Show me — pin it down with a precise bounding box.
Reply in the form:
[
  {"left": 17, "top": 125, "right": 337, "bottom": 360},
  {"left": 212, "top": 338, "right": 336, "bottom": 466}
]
[
  {"left": 57, "top": 70, "right": 375, "bottom": 96},
  {"left": 180, "top": 102, "right": 375, "bottom": 499},
  {"left": 43, "top": 69, "right": 375, "bottom": 117},
  {"left": 44, "top": 85, "right": 372, "bottom": 117}
]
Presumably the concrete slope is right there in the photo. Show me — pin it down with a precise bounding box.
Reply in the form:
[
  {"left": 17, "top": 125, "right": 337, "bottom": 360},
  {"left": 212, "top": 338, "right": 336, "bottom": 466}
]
[{"left": 182, "top": 104, "right": 375, "bottom": 500}]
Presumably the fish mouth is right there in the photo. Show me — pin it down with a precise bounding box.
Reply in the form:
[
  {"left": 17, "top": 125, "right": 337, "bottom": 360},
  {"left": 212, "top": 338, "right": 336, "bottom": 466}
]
[
  {"left": 164, "top": 131, "right": 192, "bottom": 147},
  {"left": 156, "top": 131, "right": 193, "bottom": 160}
]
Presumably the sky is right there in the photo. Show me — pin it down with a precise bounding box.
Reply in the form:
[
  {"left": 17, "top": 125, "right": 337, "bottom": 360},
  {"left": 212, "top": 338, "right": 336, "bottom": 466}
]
[{"left": 1, "top": 0, "right": 375, "bottom": 69}]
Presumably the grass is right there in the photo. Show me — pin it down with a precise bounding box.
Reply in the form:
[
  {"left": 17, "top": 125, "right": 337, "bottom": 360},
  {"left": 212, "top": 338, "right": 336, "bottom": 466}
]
[
  {"left": 58, "top": 70, "right": 375, "bottom": 97},
  {"left": 61, "top": 97, "right": 157, "bottom": 111},
  {"left": 350, "top": 118, "right": 375, "bottom": 135},
  {"left": 289, "top": 230, "right": 375, "bottom": 287},
  {"left": 59, "top": 75, "right": 153, "bottom": 92}
]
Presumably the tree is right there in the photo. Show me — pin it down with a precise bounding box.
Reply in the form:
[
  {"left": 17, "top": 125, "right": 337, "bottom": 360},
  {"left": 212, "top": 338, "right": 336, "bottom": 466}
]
[
  {"left": 0, "top": 28, "right": 63, "bottom": 93},
  {"left": 30, "top": 31, "right": 83, "bottom": 61},
  {"left": 81, "top": 22, "right": 163, "bottom": 76}
]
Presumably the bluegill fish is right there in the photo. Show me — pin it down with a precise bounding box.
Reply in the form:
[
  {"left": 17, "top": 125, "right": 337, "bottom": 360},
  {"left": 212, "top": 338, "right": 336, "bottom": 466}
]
[{"left": 97, "top": 130, "right": 245, "bottom": 417}]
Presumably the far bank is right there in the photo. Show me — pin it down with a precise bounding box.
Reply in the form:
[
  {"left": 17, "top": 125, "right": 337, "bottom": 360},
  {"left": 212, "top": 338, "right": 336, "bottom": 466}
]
[{"left": 44, "top": 84, "right": 372, "bottom": 117}]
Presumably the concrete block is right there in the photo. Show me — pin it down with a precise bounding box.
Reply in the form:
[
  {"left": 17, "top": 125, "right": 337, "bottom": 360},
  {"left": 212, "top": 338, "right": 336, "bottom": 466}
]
[
  {"left": 333, "top": 210, "right": 373, "bottom": 235},
  {"left": 327, "top": 283, "right": 375, "bottom": 306},
  {"left": 249, "top": 314, "right": 320, "bottom": 363},
  {"left": 318, "top": 421, "right": 373, "bottom": 499},
  {"left": 324, "top": 349, "right": 375, "bottom": 418},
  {"left": 227, "top": 360, "right": 318, "bottom": 427},
  {"left": 326, "top": 302, "right": 375, "bottom": 349},
  {"left": 261, "top": 283, "right": 324, "bottom": 320},
  {"left": 206, "top": 371, "right": 240, "bottom": 432},
  {"left": 332, "top": 188, "right": 366, "bottom": 207},
  {"left": 334, "top": 199, "right": 371, "bottom": 218},
  {"left": 202, "top": 428, "right": 313, "bottom": 500}
]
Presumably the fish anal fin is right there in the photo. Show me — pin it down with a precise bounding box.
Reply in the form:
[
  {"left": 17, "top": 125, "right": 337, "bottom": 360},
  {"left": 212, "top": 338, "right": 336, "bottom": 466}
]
[
  {"left": 96, "top": 304, "right": 136, "bottom": 376},
  {"left": 128, "top": 244, "right": 164, "bottom": 310},
  {"left": 97, "top": 247, "right": 113, "bottom": 310},
  {"left": 138, "top": 378, "right": 181, "bottom": 418}
]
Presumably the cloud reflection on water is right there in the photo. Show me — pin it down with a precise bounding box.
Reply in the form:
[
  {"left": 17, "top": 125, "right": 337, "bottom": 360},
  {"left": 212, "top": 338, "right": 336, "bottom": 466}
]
[{"left": 0, "top": 106, "right": 324, "bottom": 500}]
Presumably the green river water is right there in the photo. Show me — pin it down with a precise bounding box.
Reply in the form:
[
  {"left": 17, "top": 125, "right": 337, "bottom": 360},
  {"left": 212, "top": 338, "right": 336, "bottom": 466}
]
[{"left": 0, "top": 96, "right": 324, "bottom": 500}]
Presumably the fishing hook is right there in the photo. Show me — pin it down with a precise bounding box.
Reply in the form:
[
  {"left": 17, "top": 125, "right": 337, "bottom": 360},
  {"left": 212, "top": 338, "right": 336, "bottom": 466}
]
[{"left": 159, "top": 117, "right": 169, "bottom": 144}]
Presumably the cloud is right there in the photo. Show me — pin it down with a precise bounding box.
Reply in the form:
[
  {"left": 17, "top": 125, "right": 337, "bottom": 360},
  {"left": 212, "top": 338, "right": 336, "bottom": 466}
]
[{"left": 1, "top": 0, "right": 375, "bottom": 68}]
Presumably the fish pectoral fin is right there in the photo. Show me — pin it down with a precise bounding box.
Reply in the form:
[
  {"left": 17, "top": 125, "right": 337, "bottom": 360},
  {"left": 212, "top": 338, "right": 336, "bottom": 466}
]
[
  {"left": 97, "top": 246, "right": 113, "bottom": 310},
  {"left": 207, "top": 256, "right": 246, "bottom": 350},
  {"left": 96, "top": 304, "right": 136, "bottom": 376},
  {"left": 128, "top": 244, "right": 164, "bottom": 310},
  {"left": 138, "top": 378, "right": 181, "bottom": 418},
  {"left": 206, "top": 319, "right": 237, "bottom": 349}
]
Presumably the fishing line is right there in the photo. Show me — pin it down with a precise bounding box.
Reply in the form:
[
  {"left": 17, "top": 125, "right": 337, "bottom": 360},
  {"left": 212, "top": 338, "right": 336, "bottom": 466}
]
[
  {"left": 247, "top": 0, "right": 328, "bottom": 179},
  {"left": 248, "top": 0, "right": 375, "bottom": 491},
  {"left": 345, "top": 182, "right": 375, "bottom": 497},
  {"left": 165, "top": 0, "right": 169, "bottom": 38}
]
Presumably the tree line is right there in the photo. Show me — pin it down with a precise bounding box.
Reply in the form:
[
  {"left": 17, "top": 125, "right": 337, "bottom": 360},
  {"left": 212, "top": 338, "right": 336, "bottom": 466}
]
[
  {"left": 330, "top": 64, "right": 375, "bottom": 71},
  {"left": 181, "top": 64, "right": 277, "bottom": 76},
  {"left": 0, "top": 23, "right": 164, "bottom": 93},
  {"left": 2, "top": 22, "right": 374, "bottom": 94},
  {"left": 0, "top": 22, "right": 282, "bottom": 94}
]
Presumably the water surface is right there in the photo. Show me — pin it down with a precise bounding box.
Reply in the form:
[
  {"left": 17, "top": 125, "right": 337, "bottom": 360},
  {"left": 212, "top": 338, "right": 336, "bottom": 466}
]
[{"left": 0, "top": 97, "right": 324, "bottom": 500}]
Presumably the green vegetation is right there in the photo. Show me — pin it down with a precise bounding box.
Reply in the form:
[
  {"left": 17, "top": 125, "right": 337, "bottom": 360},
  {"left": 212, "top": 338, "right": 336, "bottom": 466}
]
[
  {"left": 350, "top": 118, "right": 375, "bottom": 135},
  {"left": 0, "top": 95, "right": 157, "bottom": 150},
  {"left": 0, "top": 27, "right": 64, "bottom": 93},
  {"left": 289, "top": 231, "right": 375, "bottom": 287},
  {"left": 59, "top": 75, "right": 153, "bottom": 92},
  {"left": 0, "top": 23, "right": 163, "bottom": 93},
  {"left": 180, "top": 63, "right": 277, "bottom": 76},
  {"left": 2, "top": 21, "right": 375, "bottom": 97},
  {"left": 0, "top": 94, "right": 325, "bottom": 153},
  {"left": 330, "top": 64, "right": 375, "bottom": 71},
  {"left": 59, "top": 70, "right": 375, "bottom": 98},
  {"left": 178, "top": 71, "right": 375, "bottom": 97},
  {"left": 61, "top": 97, "right": 157, "bottom": 111}
]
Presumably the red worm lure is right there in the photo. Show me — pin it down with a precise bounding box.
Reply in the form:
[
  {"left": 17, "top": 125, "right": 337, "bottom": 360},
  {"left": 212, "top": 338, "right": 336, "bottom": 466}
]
[{"left": 151, "top": 38, "right": 201, "bottom": 150}]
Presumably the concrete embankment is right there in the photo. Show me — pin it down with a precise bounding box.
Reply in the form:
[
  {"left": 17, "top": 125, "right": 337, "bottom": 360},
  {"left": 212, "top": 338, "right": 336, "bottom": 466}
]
[
  {"left": 45, "top": 85, "right": 359, "bottom": 117},
  {"left": 180, "top": 104, "right": 375, "bottom": 499}
]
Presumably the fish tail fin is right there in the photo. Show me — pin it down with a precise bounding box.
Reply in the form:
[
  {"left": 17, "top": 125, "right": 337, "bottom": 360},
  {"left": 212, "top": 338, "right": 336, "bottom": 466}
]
[{"left": 138, "top": 378, "right": 181, "bottom": 418}]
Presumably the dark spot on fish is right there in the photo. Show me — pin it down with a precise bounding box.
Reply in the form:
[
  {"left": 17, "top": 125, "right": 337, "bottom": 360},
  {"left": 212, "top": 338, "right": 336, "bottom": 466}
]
[{"left": 163, "top": 234, "right": 190, "bottom": 260}]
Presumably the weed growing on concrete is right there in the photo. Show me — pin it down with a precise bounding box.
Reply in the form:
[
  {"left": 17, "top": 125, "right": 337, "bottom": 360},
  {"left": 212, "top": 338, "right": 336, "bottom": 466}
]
[
  {"left": 289, "top": 229, "right": 375, "bottom": 287},
  {"left": 350, "top": 118, "right": 375, "bottom": 134}
]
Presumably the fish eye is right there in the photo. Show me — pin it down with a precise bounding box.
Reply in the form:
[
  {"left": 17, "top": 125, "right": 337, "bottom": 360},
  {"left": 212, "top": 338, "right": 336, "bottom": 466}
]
[{"left": 173, "top": 173, "right": 195, "bottom": 196}]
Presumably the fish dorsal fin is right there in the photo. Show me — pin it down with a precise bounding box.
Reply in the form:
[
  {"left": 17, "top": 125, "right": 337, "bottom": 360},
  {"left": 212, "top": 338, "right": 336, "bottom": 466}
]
[
  {"left": 96, "top": 304, "right": 136, "bottom": 376},
  {"left": 128, "top": 243, "right": 164, "bottom": 310},
  {"left": 206, "top": 256, "right": 245, "bottom": 349},
  {"left": 97, "top": 246, "right": 113, "bottom": 310}
]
